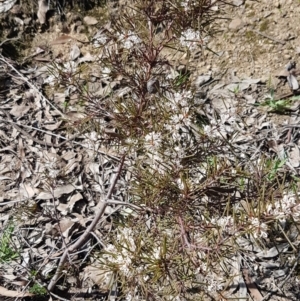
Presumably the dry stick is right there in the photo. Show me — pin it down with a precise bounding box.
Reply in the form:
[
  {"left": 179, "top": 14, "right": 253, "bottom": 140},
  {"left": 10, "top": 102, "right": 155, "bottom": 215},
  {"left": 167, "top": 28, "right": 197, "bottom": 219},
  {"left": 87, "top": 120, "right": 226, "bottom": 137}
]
[
  {"left": 47, "top": 155, "right": 126, "bottom": 292},
  {"left": 252, "top": 29, "right": 286, "bottom": 45},
  {"left": 0, "top": 35, "right": 21, "bottom": 47}
]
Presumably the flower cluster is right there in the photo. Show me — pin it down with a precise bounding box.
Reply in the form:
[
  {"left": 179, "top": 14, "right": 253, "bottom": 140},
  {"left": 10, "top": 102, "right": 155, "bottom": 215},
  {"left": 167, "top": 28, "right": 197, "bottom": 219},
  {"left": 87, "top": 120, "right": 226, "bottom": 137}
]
[
  {"left": 93, "top": 32, "right": 109, "bottom": 48},
  {"left": 118, "top": 31, "right": 142, "bottom": 49},
  {"left": 266, "top": 193, "right": 300, "bottom": 222},
  {"left": 210, "top": 215, "right": 236, "bottom": 235},
  {"left": 180, "top": 0, "right": 200, "bottom": 12}
]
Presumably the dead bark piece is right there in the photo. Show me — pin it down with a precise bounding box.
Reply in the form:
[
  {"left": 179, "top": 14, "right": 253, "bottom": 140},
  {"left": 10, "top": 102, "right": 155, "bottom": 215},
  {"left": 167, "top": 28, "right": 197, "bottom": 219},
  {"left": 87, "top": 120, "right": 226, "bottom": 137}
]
[{"left": 242, "top": 268, "right": 263, "bottom": 301}]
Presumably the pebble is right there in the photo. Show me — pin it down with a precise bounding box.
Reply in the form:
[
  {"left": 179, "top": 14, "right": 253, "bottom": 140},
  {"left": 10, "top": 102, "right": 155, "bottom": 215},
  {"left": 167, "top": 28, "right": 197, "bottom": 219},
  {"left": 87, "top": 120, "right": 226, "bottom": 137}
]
[
  {"left": 83, "top": 16, "right": 98, "bottom": 25},
  {"left": 229, "top": 18, "right": 243, "bottom": 31},
  {"left": 284, "top": 54, "right": 292, "bottom": 60},
  {"left": 233, "top": 0, "right": 245, "bottom": 6}
]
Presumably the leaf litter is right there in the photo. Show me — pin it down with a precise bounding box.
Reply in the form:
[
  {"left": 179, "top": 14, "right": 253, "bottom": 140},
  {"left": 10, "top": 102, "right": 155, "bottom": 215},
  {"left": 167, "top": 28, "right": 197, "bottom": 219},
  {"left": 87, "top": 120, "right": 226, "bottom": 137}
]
[{"left": 1, "top": 1, "right": 300, "bottom": 301}]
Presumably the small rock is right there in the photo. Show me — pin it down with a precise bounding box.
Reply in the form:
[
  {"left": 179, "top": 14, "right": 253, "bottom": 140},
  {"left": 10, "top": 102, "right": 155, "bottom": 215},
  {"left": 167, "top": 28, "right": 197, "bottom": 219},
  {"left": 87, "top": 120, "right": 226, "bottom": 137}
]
[
  {"left": 284, "top": 54, "right": 292, "bottom": 60},
  {"left": 233, "top": 0, "right": 245, "bottom": 6},
  {"left": 69, "top": 44, "right": 81, "bottom": 61},
  {"left": 229, "top": 18, "right": 243, "bottom": 31},
  {"left": 77, "top": 25, "right": 86, "bottom": 34},
  {"left": 83, "top": 16, "right": 98, "bottom": 25},
  {"left": 275, "top": 66, "right": 289, "bottom": 78},
  {"left": 147, "top": 78, "right": 159, "bottom": 94},
  {"left": 10, "top": 4, "right": 22, "bottom": 14},
  {"left": 23, "top": 17, "right": 31, "bottom": 25},
  {"left": 295, "top": 46, "right": 300, "bottom": 54},
  {"left": 260, "top": 75, "right": 269, "bottom": 84},
  {"left": 194, "top": 74, "right": 211, "bottom": 87}
]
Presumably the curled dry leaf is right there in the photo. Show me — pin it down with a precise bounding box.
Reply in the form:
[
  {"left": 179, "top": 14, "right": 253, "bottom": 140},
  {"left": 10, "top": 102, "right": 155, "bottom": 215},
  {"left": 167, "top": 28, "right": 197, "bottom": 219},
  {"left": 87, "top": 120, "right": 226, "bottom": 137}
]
[
  {"left": 43, "top": 121, "right": 62, "bottom": 131},
  {"left": 287, "top": 74, "right": 299, "bottom": 90},
  {"left": 54, "top": 218, "right": 76, "bottom": 238},
  {"left": 256, "top": 244, "right": 289, "bottom": 259},
  {"left": 82, "top": 264, "right": 113, "bottom": 291},
  {"left": 64, "top": 111, "right": 86, "bottom": 122},
  {"left": 10, "top": 104, "right": 30, "bottom": 117},
  {"left": 19, "top": 183, "right": 35, "bottom": 199},
  {"left": 51, "top": 35, "right": 73, "bottom": 45},
  {"left": 0, "top": 0, "right": 17, "bottom": 13},
  {"left": 69, "top": 44, "right": 81, "bottom": 61},
  {"left": 36, "top": 184, "right": 76, "bottom": 200},
  {"left": 288, "top": 144, "right": 300, "bottom": 168},
  {"left": 37, "top": 0, "right": 49, "bottom": 24}
]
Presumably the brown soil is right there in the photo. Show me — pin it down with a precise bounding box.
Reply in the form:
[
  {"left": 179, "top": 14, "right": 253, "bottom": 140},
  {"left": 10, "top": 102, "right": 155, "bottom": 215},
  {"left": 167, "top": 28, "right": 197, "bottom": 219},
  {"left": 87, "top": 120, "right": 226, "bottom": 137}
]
[{"left": 197, "top": 0, "right": 300, "bottom": 93}]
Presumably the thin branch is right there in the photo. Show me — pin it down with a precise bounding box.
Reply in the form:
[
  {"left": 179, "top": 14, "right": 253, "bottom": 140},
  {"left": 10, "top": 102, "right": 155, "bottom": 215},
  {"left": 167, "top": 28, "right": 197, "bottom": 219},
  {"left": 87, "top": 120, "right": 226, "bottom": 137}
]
[
  {"left": 0, "top": 54, "right": 65, "bottom": 117},
  {"left": 47, "top": 155, "right": 126, "bottom": 292},
  {"left": 106, "top": 199, "right": 145, "bottom": 210},
  {"left": 0, "top": 35, "right": 21, "bottom": 47}
]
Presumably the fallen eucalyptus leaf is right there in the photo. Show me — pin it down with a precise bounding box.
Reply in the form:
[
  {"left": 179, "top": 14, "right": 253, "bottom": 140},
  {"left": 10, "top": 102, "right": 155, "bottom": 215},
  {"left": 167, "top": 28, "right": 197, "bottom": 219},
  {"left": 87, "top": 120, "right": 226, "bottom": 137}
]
[
  {"left": 36, "top": 184, "right": 76, "bottom": 200},
  {"left": 287, "top": 74, "right": 299, "bottom": 90},
  {"left": 37, "top": 0, "right": 48, "bottom": 24},
  {"left": 69, "top": 44, "right": 81, "bottom": 61}
]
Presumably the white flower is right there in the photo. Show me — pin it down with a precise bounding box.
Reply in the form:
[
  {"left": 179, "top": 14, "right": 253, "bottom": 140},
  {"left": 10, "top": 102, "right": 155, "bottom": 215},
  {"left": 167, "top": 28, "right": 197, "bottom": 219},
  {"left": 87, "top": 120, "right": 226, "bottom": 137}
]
[
  {"left": 203, "top": 125, "right": 212, "bottom": 134},
  {"left": 207, "top": 278, "right": 224, "bottom": 292},
  {"left": 176, "top": 178, "right": 185, "bottom": 190},
  {"left": 173, "top": 90, "right": 193, "bottom": 107},
  {"left": 102, "top": 67, "right": 111, "bottom": 77},
  {"left": 48, "top": 169, "right": 60, "bottom": 178},
  {"left": 144, "top": 132, "right": 162, "bottom": 149},
  {"left": 63, "top": 61, "right": 77, "bottom": 73},
  {"left": 118, "top": 256, "right": 132, "bottom": 276},
  {"left": 88, "top": 131, "right": 101, "bottom": 141},
  {"left": 171, "top": 131, "right": 181, "bottom": 142},
  {"left": 117, "top": 227, "right": 136, "bottom": 252},
  {"left": 105, "top": 244, "right": 117, "bottom": 253},
  {"left": 180, "top": 28, "right": 201, "bottom": 50},
  {"left": 118, "top": 31, "right": 142, "bottom": 49},
  {"left": 153, "top": 248, "right": 161, "bottom": 260},
  {"left": 44, "top": 62, "right": 77, "bottom": 85},
  {"left": 180, "top": 0, "right": 198, "bottom": 11},
  {"left": 44, "top": 74, "right": 56, "bottom": 86},
  {"left": 93, "top": 33, "right": 108, "bottom": 47},
  {"left": 125, "top": 293, "right": 133, "bottom": 301},
  {"left": 250, "top": 217, "right": 268, "bottom": 238},
  {"left": 265, "top": 193, "right": 300, "bottom": 221},
  {"left": 181, "top": 0, "right": 189, "bottom": 9}
]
